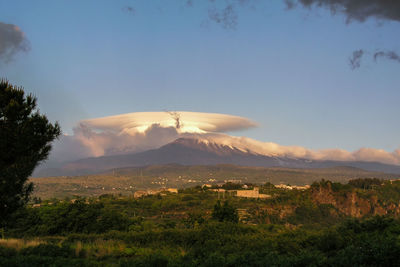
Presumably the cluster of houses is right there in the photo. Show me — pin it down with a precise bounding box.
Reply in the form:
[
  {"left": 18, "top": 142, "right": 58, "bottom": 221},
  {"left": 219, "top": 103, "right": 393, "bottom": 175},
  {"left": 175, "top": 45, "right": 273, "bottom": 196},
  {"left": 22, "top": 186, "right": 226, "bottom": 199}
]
[
  {"left": 201, "top": 182, "right": 311, "bottom": 199},
  {"left": 132, "top": 183, "right": 284, "bottom": 200},
  {"left": 275, "top": 184, "right": 310, "bottom": 190},
  {"left": 133, "top": 188, "right": 178, "bottom": 198}
]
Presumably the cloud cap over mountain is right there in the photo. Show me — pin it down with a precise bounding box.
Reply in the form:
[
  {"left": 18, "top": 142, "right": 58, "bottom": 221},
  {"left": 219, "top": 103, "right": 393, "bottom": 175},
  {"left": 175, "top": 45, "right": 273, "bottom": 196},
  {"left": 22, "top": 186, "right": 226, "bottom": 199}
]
[
  {"left": 49, "top": 111, "right": 257, "bottom": 161},
  {"left": 47, "top": 111, "right": 400, "bottom": 167}
]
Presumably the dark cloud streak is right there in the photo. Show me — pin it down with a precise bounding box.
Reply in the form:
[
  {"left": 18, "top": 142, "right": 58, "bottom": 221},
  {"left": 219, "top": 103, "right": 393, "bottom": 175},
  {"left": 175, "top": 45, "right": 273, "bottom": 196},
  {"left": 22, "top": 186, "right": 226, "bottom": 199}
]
[
  {"left": 349, "top": 49, "right": 364, "bottom": 70},
  {"left": 285, "top": 0, "right": 400, "bottom": 23},
  {"left": 374, "top": 50, "right": 400, "bottom": 63},
  {"left": 0, "top": 22, "right": 29, "bottom": 63},
  {"left": 122, "top": 6, "right": 135, "bottom": 15},
  {"left": 184, "top": 0, "right": 255, "bottom": 30},
  {"left": 348, "top": 49, "right": 400, "bottom": 69},
  {"left": 208, "top": 4, "right": 238, "bottom": 30},
  {"left": 185, "top": 0, "right": 193, "bottom": 7}
]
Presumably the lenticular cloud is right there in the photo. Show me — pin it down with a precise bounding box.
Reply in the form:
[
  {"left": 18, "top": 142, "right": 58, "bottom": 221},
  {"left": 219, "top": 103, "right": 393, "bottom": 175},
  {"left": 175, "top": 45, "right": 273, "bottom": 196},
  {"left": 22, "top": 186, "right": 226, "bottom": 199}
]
[
  {"left": 80, "top": 111, "right": 257, "bottom": 134},
  {"left": 50, "top": 111, "right": 400, "bottom": 166}
]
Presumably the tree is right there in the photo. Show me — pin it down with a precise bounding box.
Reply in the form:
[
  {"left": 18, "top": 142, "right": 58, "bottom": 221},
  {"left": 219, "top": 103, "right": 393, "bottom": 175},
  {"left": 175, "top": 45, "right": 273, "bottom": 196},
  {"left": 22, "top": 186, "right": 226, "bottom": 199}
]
[
  {"left": 212, "top": 200, "right": 239, "bottom": 223},
  {"left": 0, "top": 79, "right": 60, "bottom": 222},
  {"left": 348, "top": 178, "right": 383, "bottom": 190}
]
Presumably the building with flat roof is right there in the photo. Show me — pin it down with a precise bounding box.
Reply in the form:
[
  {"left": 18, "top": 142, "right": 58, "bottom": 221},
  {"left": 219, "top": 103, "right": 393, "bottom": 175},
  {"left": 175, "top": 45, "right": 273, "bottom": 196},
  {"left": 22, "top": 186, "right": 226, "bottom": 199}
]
[{"left": 236, "top": 187, "right": 270, "bottom": 199}]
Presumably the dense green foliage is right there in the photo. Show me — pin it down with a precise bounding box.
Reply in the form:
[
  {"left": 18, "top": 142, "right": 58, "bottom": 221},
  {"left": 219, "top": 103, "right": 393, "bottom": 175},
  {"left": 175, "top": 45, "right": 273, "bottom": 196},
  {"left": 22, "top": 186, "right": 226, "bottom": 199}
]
[
  {"left": 0, "top": 80, "right": 60, "bottom": 222},
  {"left": 2, "top": 216, "right": 400, "bottom": 266},
  {"left": 2, "top": 179, "right": 400, "bottom": 265},
  {"left": 6, "top": 199, "right": 131, "bottom": 236}
]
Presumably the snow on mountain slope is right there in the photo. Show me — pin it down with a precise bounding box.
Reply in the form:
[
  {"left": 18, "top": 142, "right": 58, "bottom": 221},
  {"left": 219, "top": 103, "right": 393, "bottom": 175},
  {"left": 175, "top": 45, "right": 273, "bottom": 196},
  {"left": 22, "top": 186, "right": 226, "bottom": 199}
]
[{"left": 33, "top": 137, "right": 400, "bottom": 177}]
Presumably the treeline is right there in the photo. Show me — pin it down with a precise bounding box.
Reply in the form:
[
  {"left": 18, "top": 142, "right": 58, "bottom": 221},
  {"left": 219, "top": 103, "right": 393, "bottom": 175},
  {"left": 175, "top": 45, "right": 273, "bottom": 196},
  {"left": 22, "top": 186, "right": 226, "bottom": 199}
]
[
  {"left": 5, "top": 198, "right": 240, "bottom": 237},
  {"left": 312, "top": 178, "right": 385, "bottom": 191},
  {"left": 5, "top": 178, "right": 400, "bottom": 237},
  {"left": 348, "top": 178, "right": 384, "bottom": 189}
]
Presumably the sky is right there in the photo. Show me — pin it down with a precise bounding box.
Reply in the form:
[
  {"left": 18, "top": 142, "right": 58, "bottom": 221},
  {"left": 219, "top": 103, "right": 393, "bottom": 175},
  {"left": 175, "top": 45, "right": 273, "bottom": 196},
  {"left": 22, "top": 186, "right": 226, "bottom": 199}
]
[{"left": 1, "top": 0, "right": 400, "bottom": 162}]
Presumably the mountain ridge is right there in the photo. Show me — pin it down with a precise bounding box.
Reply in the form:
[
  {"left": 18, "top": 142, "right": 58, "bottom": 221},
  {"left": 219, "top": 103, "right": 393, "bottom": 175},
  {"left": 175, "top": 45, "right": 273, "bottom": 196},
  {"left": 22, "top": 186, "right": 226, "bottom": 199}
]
[{"left": 33, "top": 137, "right": 400, "bottom": 177}]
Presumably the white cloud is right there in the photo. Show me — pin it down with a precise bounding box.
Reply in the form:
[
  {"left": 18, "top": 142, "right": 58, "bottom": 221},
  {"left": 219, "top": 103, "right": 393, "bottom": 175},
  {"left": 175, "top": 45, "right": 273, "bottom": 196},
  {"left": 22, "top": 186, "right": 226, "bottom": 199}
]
[{"left": 193, "top": 133, "right": 400, "bottom": 165}]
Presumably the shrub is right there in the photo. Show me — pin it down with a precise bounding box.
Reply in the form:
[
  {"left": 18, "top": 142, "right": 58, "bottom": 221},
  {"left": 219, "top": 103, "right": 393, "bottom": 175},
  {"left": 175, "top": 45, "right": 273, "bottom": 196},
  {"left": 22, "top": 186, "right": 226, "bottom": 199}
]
[{"left": 20, "top": 244, "right": 72, "bottom": 258}]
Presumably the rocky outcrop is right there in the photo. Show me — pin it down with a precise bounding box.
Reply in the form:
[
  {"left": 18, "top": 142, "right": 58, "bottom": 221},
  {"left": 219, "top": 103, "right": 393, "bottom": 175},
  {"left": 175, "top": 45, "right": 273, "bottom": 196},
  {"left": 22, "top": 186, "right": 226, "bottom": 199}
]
[{"left": 311, "top": 183, "right": 400, "bottom": 218}]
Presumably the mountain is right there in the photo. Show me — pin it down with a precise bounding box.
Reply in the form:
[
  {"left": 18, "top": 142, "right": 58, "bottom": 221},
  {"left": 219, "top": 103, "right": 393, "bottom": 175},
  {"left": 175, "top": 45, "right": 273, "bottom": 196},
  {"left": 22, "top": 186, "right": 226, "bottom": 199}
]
[{"left": 33, "top": 138, "right": 400, "bottom": 177}]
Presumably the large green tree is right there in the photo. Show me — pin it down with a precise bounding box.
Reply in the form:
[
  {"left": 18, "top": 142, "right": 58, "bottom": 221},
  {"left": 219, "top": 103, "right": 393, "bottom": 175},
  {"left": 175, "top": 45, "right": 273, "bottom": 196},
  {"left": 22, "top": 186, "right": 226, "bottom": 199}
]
[
  {"left": 0, "top": 79, "right": 60, "bottom": 222},
  {"left": 212, "top": 200, "right": 239, "bottom": 223}
]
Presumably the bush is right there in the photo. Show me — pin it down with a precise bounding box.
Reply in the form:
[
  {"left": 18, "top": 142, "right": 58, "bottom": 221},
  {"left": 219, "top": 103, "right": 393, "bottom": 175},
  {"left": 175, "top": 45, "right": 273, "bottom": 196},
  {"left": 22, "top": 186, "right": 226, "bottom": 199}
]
[
  {"left": 119, "top": 252, "right": 170, "bottom": 267},
  {"left": 20, "top": 244, "right": 72, "bottom": 258},
  {"left": 0, "top": 246, "right": 17, "bottom": 257}
]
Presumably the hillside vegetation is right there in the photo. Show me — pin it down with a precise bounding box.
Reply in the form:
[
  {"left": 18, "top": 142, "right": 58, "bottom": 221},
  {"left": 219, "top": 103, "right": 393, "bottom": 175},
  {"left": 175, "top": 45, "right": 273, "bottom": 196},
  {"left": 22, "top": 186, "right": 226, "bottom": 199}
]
[{"left": 2, "top": 178, "right": 400, "bottom": 266}]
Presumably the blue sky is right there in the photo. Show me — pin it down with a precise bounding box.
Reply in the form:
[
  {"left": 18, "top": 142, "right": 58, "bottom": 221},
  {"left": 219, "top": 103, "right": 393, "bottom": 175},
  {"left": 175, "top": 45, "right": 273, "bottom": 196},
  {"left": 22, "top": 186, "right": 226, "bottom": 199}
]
[{"left": 1, "top": 0, "right": 399, "bottom": 152}]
